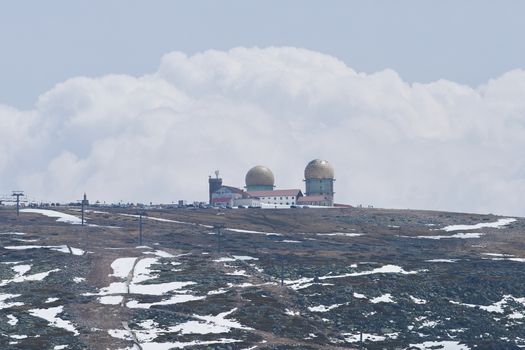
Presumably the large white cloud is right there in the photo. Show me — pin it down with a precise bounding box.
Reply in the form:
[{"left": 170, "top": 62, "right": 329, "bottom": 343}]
[{"left": 1, "top": 47, "right": 524, "bottom": 215}]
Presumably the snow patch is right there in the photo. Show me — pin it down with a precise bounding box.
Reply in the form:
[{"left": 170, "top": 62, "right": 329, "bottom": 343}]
[
  {"left": 21, "top": 208, "right": 83, "bottom": 224},
  {"left": 99, "top": 295, "right": 124, "bottom": 305},
  {"left": 409, "top": 340, "right": 470, "bottom": 349},
  {"left": 28, "top": 306, "right": 79, "bottom": 335},
  {"left": 316, "top": 232, "right": 363, "bottom": 237},
  {"left": 110, "top": 257, "right": 138, "bottom": 278},
  {"left": 4, "top": 245, "right": 84, "bottom": 255},
  {"left": 7, "top": 314, "right": 18, "bottom": 326},
  {"left": 370, "top": 293, "right": 395, "bottom": 304},
  {"left": 308, "top": 303, "right": 346, "bottom": 312},
  {"left": 442, "top": 218, "right": 516, "bottom": 232}
]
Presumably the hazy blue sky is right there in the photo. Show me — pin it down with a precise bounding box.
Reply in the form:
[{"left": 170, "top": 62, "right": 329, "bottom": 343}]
[{"left": 2, "top": 0, "right": 525, "bottom": 108}]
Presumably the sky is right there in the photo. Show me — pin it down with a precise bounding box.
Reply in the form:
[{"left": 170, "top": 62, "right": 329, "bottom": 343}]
[{"left": 1, "top": 1, "right": 525, "bottom": 216}]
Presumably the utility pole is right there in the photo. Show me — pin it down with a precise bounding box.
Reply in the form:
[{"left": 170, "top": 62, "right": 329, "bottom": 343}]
[
  {"left": 11, "top": 191, "right": 24, "bottom": 217},
  {"left": 214, "top": 224, "right": 225, "bottom": 254},
  {"left": 81, "top": 193, "right": 89, "bottom": 226},
  {"left": 280, "top": 256, "right": 285, "bottom": 287},
  {"left": 138, "top": 212, "right": 147, "bottom": 245}
]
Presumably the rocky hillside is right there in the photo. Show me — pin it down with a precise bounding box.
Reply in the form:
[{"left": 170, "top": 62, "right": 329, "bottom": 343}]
[{"left": 1, "top": 206, "right": 524, "bottom": 349}]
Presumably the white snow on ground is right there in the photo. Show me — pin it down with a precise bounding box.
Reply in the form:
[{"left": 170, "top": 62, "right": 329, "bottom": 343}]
[
  {"left": 130, "top": 282, "right": 196, "bottom": 295},
  {"left": 86, "top": 281, "right": 196, "bottom": 297},
  {"left": 419, "top": 320, "right": 439, "bottom": 328},
  {"left": 370, "top": 293, "right": 395, "bottom": 303},
  {"left": 87, "top": 256, "right": 203, "bottom": 309},
  {"left": 0, "top": 264, "right": 60, "bottom": 287},
  {"left": 320, "top": 264, "right": 422, "bottom": 279},
  {"left": 353, "top": 292, "right": 367, "bottom": 299},
  {"left": 99, "top": 295, "right": 123, "bottom": 305},
  {"left": 280, "top": 240, "right": 302, "bottom": 243},
  {"left": 20, "top": 208, "right": 82, "bottom": 224},
  {"left": 12, "top": 238, "right": 39, "bottom": 242},
  {"left": 426, "top": 259, "right": 460, "bottom": 263},
  {"left": 29, "top": 306, "right": 79, "bottom": 335},
  {"left": 12, "top": 264, "right": 32, "bottom": 276},
  {"left": 214, "top": 255, "right": 258, "bottom": 263},
  {"left": 316, "top": 232, "right": 363, "bottom": 237},
  {"left": 233, "top": 255, "right": 258, "bottom": 261},
  {"left": 509, "top": 311, "right": 525, "bottom": 319},
  {"left": 0, "top": 232, "right": 26, "bottom": 235},
  {"left": 73, "top": 277, "right": 85, "bottom": 283},
  {"left": 412, "top": 232, "right": 484, "bottom": 239},
  {"left": 110, "top": 257, "right": 138, "bottom": 278},
  {"left": 207, "top": 288, "right": 228, "bottom": 296},
  {"left": 450, "top": 295, "right": 525, "bottom": 314},
  {"left": 4, "top": 245, "right": 84, "bottom": 255},
  {"left": 108, "top": 330, "right": 241, "bottom": 350},
  {"left": 495, "top": 258, "right": 525, "bottom": 262},
  {"left": 343, "top": 332, "right": 398, "bottom": 342},
  {"left": 442, "top": 218, "right": 517, "bottom": 232},
  {"left": 285, "top": 309, "right": 300, "bottom": 316},
  {"left": 214, "top": 257, "right": 236, "bottom": 262},
  {"left": 226, "top": 269, "right": 250, "bottom": 277},
  {"left": 284, "top": 277, "right": 317, "bottom": 290},
  {"left": 482, "top": 253, "right": 525, "bottom": 263},
  {"left": 0, "top": 294, "right": 23, "bottom": 309},
  {"left": 409, "top": 295, "right": 428, "bottom": 304},
  {"left": 170, "top": 308, "right": 252, "bottom": 334},
  {"left": 483, "top": 253, "right": 513, "bottom": 257},
  {"left": 285, "top": 264, "right": 423, "bottom": 290},
  {"left": 132, "top": 258, "right": 159, "bottom": 283},
  {"left": 7, "top": 314, "right": 18, "bottom": 326},
  {"left": 10, "top": 334, "right": 27, "bottom": 339},
  {"left": 54, "top": 346, "right": 68, "bottom": 350},
  {"left": 45, "top": 297, "right": 59, "bottom": 303},
  {"left": 226, "top": 228, "right": 282, "bottom": 236},
  {"left": 126, "top": 294, "right": 206, "bottom": 309},
  {"left": 308, "top": 303, "right": 346, "bottom": 312},
  {"left": 409, "top": 340, "right": 470, "bottom": 349}
]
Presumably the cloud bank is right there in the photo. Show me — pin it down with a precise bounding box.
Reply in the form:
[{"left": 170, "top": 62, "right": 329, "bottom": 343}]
[{"left": 1, "top": 47, "right": 524, "bottom": 215}]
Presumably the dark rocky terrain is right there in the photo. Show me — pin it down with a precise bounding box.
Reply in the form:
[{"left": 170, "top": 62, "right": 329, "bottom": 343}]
[{"left": 1, "top": 206, "right": 524, "bottom": 349}]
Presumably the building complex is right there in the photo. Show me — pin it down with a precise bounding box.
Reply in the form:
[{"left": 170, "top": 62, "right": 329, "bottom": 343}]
[{"left": 208, "top": 159, "right": 335, "bottom": 208}]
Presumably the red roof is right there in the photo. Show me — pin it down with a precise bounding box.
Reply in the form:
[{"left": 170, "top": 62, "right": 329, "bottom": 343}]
[
  {"left": 297, "top": 195, "right": 330, "bottom": 203},
  {"left": 220, "top": 186, "right": 245, "bottom": 194},
  {"left": 247, "top": 189, "right": 303, "bottom": 197}
]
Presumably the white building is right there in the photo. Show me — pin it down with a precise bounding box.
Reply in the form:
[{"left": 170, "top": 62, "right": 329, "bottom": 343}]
[{"left": 247, "top": 189, "right": 303, "bottom": 206}]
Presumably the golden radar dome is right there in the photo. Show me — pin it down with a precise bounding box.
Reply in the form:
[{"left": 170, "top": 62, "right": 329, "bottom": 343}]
[
  {"left": 245, "top": 165, "right": 275, "bottom": 187},
  {"left": 304, "top": 159, "right": 335, "bottom": 180}
]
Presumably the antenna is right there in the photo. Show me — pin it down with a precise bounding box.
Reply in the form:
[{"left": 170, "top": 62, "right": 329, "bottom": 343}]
[
  {"left": 214, "top": 170, "right": 220, "bottom": 179},
  {"left": 11, "top": 191, "right": 24, "bottom": 217}
]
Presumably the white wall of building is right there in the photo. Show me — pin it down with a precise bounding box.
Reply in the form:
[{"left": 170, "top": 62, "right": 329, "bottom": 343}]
[{"left": 258, "top": 195, "right": 297, "bottom": 206}]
